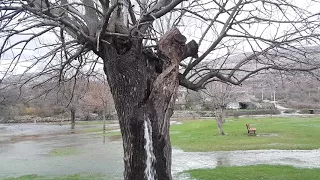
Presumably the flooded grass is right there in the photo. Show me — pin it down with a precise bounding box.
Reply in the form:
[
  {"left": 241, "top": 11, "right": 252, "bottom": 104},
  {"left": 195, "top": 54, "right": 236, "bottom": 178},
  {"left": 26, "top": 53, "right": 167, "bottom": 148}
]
[
  {"left": 100, "top": 131, "right": 121, "bottom": 136},
  {"left": 82, "top": 128, "right": 106, "bottom": 133},
  {"left": 186, "top": 165, "right": 320, "bottom": 180},
  {"left": 2, "top": 174, "right": 111, "bottom": 180},
  {"left": 106, "top": 135, "right": 122, "bottom": 141},
  {"left": 2, "top": 117, "right": 320, "bottom": 179},
  {"left": 10, "top": 135, "right": 42, "bottom": 142},
  {"left": 170, "top": 116, "right": 320, "bottom": 151},
  {"left": 49, "top": 147, "right": 79, "bottom": 156},
  {"left": 76, "top": 120, "right": 114, "bottom": 125},
  {"left": 98, "top": 131, "right": 122, "bottom": 141},
  {"left": 80, "top": 126, "right": 119, "bottom": 134}
]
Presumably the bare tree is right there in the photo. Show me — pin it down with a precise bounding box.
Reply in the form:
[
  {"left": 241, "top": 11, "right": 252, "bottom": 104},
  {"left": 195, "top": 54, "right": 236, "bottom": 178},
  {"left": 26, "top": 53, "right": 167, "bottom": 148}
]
[
  {"left": 0, "top": 83, "right": 22, "bottom": 121},
  {"left": 31, "top": 75, "right": 89, "bottom": 127},
  {"left": 57, "top": 76, "right": 88, "bottom": 128},
  {"left": 2, "top": 0, "right": 320, "bottom": 179},
  {"left": 202, "top": 82, "right": 240, "bottom": 135},
  {"left": 83, "top": 74, "right": 115, "bottom": 130}
]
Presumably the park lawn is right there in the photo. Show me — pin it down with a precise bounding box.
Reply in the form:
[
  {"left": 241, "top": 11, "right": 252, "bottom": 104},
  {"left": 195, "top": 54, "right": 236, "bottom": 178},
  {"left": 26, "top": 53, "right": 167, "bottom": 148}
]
[
  {"left": 170, "top": 116, "right": 320, "bottom": 151},
  {"left": 2, "top": 174, "right": 111, "bottom": 180},
  {"left": 186, "top": 165, "right": 320, "bottom": 180}
]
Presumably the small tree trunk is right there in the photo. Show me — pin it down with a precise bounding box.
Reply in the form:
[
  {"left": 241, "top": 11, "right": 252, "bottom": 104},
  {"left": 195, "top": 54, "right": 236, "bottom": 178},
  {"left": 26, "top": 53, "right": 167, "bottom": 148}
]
[
  {"left": 221, "top": 107, "right": 226, "bottom": 124},
  {"left": 102, "top": 107, "right": 106, "bottom": 131},
  {"left": 215, "top": 107, "right": 226, "bottom": 135},
  {"left": 70, "top": 108, "right": 76, "bottom": 130}
]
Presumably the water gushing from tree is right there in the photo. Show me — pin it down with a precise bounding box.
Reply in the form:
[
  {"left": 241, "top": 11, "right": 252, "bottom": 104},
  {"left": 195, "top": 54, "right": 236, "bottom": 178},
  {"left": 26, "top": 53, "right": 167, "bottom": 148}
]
[{"left": 144, "top": 117, "right": 156, "bottom": 180}]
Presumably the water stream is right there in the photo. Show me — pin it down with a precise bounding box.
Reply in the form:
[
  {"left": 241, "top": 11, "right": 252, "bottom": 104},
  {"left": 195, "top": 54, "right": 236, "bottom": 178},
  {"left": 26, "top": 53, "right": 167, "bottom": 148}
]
[{"left": 144, "top": 118, "right": 156, "bottom": 180}]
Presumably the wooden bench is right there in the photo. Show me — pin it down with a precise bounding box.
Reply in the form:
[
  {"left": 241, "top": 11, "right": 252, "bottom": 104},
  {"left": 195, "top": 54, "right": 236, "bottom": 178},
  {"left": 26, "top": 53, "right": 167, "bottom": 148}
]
[{"left": 246, "top": 123, "right": 256, "bottom": 135}]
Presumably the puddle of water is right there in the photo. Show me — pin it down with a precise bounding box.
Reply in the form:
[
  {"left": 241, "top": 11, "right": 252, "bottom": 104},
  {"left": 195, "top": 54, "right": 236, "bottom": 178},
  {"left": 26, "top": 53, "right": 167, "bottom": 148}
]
[
  {"left": 172, "top": 149, "right": 320, "bottom": 173},
  {"left": 106, "top": 134, "right": 122, "bottom": 141},
  {"left": 171, "top": 121, "right": 183, "bottom": 125},
  {"left": 1, "top": 123, "right": 320, "bottom": 180},
  {"left": 0, "top": 134, "right": 124, "bottom": 179},
  {"left": 170, "top": 131, "right": 180, "bottom": 135}
]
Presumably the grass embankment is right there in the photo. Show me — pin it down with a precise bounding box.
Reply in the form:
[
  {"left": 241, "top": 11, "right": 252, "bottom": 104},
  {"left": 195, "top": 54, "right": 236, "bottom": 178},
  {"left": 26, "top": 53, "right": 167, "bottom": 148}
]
[
  {"left": 2, "top": 174, "right": 110, "bottom": 180},
  {"left": 170, "top": 116, "right": 320, "bottom": 151},
  {"left": 187, "top": 165, "right": 320, "bottom": 180}
]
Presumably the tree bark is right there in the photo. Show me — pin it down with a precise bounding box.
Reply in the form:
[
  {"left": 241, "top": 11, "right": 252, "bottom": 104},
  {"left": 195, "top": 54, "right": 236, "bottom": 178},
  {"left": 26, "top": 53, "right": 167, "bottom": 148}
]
[
  {"left": 70, "top": 108, "right": 76, "bottom": 130},
  {"left": 215, "top": 107, "right": 226, "bottom": 135},
  {"left": 100, "top": 28, "right": 197, "bottom": 180},
  {"left": 102, "top": 106, "right": 106, "bottom": 131}
]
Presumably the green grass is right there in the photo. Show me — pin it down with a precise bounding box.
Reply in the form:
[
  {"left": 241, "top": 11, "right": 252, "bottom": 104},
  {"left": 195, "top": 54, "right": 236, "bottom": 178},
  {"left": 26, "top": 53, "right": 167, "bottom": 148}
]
[
  {"left": 2, "top": 174, "right": 111, "bottom": 180},
  {"left": 186, "top": 165, "right": 320, "bottom": 180},
  {"left": 49, "top": 147, "right": 79, "bottom": 156},
  {"left": 170, "top": 116, "right": 320, "bottom": 151}
]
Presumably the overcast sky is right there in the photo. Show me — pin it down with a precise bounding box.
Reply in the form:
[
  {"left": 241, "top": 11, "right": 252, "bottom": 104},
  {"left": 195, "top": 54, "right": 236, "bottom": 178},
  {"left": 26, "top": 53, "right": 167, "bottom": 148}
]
[{"left": 1, "top": 0, "right": 320, "bottom": 80}]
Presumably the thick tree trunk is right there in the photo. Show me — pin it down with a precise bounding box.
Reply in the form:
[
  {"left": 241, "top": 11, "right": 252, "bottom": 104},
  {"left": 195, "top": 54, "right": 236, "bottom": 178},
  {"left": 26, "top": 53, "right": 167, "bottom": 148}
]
[
  {"left": 99, "top": 28, "right": 197, "bottom": 180},
  {"left": 215, "top": 107, "right": 226, "bottom": 135}
]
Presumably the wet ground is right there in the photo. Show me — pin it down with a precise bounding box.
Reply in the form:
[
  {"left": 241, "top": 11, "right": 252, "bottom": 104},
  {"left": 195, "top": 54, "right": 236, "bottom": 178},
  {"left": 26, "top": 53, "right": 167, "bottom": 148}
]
[
  {"left": 0, "top": 123, "right": 319, "bottom": 179},
  {"left": 0, "top": 123, "right": 123, "bottom": 179}
]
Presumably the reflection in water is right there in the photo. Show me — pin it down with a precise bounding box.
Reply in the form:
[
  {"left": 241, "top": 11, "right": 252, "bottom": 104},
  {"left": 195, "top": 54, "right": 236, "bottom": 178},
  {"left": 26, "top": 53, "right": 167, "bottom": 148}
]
[
  {"left": 0, "top": 132, "right": 124, "bottom": 179},
  {"left": 216, "top": 153, "right": 230, "bottom": 166}
]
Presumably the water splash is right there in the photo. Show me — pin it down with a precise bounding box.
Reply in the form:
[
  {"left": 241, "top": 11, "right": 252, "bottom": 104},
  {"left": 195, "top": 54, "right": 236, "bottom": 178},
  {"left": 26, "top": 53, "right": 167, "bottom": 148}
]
[{"left": 144, "top": 117, "right": 156, "bottom": 180}]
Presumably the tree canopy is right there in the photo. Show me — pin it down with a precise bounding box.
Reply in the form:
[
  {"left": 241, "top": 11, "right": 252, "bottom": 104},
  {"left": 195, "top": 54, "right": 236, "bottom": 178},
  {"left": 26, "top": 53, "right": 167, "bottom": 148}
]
[{"left": 1, "top": 0, "right": 320, "bottom": 88}]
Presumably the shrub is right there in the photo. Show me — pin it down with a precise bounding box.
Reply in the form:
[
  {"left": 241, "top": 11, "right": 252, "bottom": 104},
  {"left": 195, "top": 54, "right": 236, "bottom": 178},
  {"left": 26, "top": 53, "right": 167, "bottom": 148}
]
[
  {"left": 298, "top": 109, "right": 320, "bottom": 114},
  {"left": 283, "top": 109, "right": 296, "bottom": 114},
  {"left": 23, "top": 107, "right": 38, "bottom": 115}
]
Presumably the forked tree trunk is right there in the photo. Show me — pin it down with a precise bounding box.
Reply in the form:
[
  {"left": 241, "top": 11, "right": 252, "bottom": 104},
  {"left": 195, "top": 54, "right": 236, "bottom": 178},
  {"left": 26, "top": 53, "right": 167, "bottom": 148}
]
[{"left": 99, "top": 28, "right": 197, "bottom": 180}]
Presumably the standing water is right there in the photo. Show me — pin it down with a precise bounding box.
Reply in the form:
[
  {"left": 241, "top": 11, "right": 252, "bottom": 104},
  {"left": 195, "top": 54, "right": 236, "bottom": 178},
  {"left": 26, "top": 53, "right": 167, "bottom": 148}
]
[{"left": 144, "top": 118, "right": 156, "bottom": 180}]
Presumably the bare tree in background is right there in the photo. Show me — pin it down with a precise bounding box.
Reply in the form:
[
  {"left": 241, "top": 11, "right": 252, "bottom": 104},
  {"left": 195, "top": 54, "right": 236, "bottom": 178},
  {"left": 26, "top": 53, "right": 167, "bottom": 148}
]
[
  {"left": 31, "top": 75, "right": 89, "bottom": 127},
  {"left": 84, "top": 74, "right": 114, "bottom": 130},
  {"left": 203, "top": 82, "right": 233, "bottom": 135},
  {"left": 57, "top": 76, "right": 88, "bottom": 129},
  {"left": 0, "top": 84, "right": 22, "bottom": 121},
  {"left": 202, "top": 82, "right": 238, "bottom": 135},
  {"left": 2, "top": 0, "right": 320, "bottom": 179}
]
